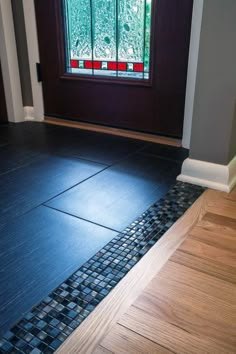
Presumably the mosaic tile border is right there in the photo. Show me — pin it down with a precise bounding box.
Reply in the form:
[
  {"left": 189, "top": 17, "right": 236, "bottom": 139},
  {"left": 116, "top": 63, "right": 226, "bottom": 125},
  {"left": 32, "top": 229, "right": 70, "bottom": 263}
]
[{"left": 0, "top": 182, "right": 205, "bottom": 354}]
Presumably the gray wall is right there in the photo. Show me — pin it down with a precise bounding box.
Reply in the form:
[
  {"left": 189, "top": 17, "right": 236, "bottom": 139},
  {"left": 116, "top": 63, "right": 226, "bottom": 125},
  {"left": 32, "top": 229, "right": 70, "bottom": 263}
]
[
  {"left": 190, "top": 0, "right": 236, "bottom": 165},
  {"left": 11, "top": 0, "right": 33, "bottom": 106},
  {"left": 229, "top": 101, "right": 236, "bottom": 161}
]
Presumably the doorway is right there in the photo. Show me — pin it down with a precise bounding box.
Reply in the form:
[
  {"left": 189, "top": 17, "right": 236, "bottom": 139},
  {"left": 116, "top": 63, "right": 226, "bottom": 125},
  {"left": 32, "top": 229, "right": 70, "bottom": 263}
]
[{"left": 35, "top": 0, "right": 193, "bottom": 137}]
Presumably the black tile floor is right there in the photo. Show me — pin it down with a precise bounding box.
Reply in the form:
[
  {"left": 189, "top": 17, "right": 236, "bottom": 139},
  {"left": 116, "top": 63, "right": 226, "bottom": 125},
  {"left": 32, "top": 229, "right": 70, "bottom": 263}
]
[
  {"left": 0, "top": 122, "right": 204, "bottom": 353},
  {"left": 46, "top": 153, "right": 181, "bottom": 231}
]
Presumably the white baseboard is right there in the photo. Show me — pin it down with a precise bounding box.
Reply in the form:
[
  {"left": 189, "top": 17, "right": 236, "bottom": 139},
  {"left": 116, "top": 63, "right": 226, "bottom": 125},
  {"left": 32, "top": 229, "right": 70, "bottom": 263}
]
[
  {"left": 24, "top": 106, "right": 44, "bottom": 122},
  {"left": 177, "top": 156, "right": 236, "bottom": 193},
  {"left": 24, "top": 106, "right": 35, "bottom": 121}
]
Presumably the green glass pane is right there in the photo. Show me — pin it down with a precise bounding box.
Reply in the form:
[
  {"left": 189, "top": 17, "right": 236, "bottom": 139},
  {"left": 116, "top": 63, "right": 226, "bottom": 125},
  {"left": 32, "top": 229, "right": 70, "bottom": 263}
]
[
  {"left": 65, "top": 0, "right": 92, "bottom": 60},
  {"left": 92, "top": 0, "right": 116, "bottom": 61},
  {"left": 118, "top": 0, "right": 145, "bottom": 63},
  {"left": 64, "top": 0, "right": 153, "bottom": 79},
  {"left": 144, "top": 0, "right": 152, "bottom": 73}
]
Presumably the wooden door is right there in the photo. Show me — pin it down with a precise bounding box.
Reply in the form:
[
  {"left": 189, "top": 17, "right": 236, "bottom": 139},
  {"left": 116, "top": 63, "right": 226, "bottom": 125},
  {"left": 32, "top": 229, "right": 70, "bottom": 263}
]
[
  {"left": 0, "top": 62, "right": 8, "bottom": 123},
  {"left": 35, "top": 0, "right": 193, "bottom": 137}
]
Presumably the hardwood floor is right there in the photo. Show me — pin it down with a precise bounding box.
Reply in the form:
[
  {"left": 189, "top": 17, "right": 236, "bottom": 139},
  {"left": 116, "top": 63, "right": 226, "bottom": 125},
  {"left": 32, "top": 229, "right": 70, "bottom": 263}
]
[{"left": 57, "top": 188, "right": 236, "bottom": 354}]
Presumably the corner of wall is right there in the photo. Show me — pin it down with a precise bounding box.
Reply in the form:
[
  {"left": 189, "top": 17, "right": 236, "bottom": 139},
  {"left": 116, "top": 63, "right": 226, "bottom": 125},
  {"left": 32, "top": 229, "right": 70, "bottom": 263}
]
[{"left": 182, "top": 0, "right": 204, "bottom": 149}]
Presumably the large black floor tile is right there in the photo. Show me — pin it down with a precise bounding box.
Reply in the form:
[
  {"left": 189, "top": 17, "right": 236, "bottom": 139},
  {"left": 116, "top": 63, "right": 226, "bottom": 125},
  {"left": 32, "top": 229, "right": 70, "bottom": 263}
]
[
  {"left": 0, "top": 122, "right": 147, "bottom": 165},
  {"left": 0, "top": 141, "right": 7, "bottom": 148},
  {"left": 0, "top": 155, "right": 105, "bottom": 226},
  {"left": 0, "top": 206, "right": 117, "bottom": 335},
  {"left": 142, "top": 143, "right": 189, "bottom": 162},
  {"left": 0, "top": 122, "right": 57, "bottom": 145},
  {"left": 48, "top": 127, "right": 147, "bottom": 165},
  {"left": 0, "top": 132, "right": 8, "bottom": 147},
  {"left": 0, "top": 144, "right": 41, "bottom": 176},
  {"left": 46, "top": 153, "right": 181, "bottom": 231}
]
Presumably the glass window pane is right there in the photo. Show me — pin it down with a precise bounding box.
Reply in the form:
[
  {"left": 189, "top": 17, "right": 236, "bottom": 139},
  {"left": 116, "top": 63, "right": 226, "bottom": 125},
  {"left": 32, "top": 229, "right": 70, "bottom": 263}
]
[
  {"left": 66, "top": 0, "right": 92, "bottom": 60},
  {"left": 118, "top": 0, "right": 145, "bottom": 63},
  {"left": 144, "top": 0, "right": 152, "bottom": 77},
  {"left": 65, "top": 0, "right": 93, "bottom": 75},
  {"left": 92, "top": 0, "right": 116, "bottom": 61},
  {"left": 63, "top": 0, "right": 153, "bottom": 80}
]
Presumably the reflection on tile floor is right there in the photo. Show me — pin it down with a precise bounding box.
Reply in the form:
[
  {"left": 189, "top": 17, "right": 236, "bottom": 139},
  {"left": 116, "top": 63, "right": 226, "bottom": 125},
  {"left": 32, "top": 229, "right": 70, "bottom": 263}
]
[{"left": 0, "top": 182, "right": 204, "bottom": 354}]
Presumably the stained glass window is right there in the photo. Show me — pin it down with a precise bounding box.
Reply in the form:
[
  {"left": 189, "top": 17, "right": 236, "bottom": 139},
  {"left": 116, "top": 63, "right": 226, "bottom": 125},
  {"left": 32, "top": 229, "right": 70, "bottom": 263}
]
[{"left": 63, "top": 0, "right": 153, "bottom": 80}]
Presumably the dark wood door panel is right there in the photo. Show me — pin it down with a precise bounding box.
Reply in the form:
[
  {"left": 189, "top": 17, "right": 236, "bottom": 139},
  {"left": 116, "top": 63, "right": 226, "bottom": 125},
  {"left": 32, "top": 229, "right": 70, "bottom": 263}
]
[{"left": 35, "top": 0, "right": 193, "bottom": 137}]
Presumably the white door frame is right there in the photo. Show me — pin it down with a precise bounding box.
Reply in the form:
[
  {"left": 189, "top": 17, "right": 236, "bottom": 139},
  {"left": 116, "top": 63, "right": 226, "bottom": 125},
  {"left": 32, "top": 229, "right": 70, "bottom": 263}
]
[
  {"left": 0, "top": 0, "right": 24, "bottom": 122},
  {"left": 1, "top": 0, "right": 203, "bottom": 147},
  {"left": 22, "top": 0, "right": 44, "bottom": 122}
]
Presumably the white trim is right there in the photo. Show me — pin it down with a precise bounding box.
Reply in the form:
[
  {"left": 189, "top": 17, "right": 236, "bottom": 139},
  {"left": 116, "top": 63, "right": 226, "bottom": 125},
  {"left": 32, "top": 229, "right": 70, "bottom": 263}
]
[
  {"left": 182, "top": 0, "right": 204, "bottom": 149},
  {"left": 0, "top": 0, "right": 24, "bottom": 123},
  {"left": 177, "top": 156, "right": 236, "bottom": 193},
  {"left": 22, "top": 0, "right": 44, "bottom": 122},
  {"left": 24, "top": 106, "right": 35, "bottom": 121}
]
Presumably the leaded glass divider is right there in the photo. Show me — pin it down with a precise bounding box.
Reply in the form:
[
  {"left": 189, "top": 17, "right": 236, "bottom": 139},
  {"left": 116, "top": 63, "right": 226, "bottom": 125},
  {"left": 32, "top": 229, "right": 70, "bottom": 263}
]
[{"left": 63, "top": 0, "right": 153, "bottom": 80}]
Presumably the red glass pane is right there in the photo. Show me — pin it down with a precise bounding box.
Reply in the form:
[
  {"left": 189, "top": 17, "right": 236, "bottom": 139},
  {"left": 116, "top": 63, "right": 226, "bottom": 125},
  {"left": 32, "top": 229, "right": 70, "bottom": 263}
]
[
  {"left": 70, "top": 60, "right": 79, "bottom": 68},
  {"left": 118, "top": 63, "right": 127, "bottom": 71},
  {"left": 108, "top": 62, "right": 117, "bottom": 70},
  {"left": 84, "top": 61, "right": 93, "bottom": 69},
  {"left": 93, "top": 61, "right": 101, "bottom": 69},
  {"left": 134, "top": 63, "right": 144, "bottom": 72}
]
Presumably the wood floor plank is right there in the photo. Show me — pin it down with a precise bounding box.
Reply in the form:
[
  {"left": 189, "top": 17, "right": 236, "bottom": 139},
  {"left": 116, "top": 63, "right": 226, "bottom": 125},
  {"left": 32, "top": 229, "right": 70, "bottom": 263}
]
[
  {"left": 158, "top": 261, "right": 236, "bottom": 305},
  {"left": 119, "top": 306, "right": 232, "bottom": 354},
  {"left": 100, "top": 324, "right": 173, "bottom": 354},
  {"left": 134, "top": 279, "right": 236, "bottom": 350},
  {"left": 148, "top": 275, "right": 236, "bottom": 328},
  {"left": 171, "top": 249, "right": 236, "bottom": 284},
  {"left": 179, "top": 238, "right": 236, "bottom": 268},
  {"left": 225, "top": 186, "right": 236, "bottom": 202},
  {"left": 93, "top": 346, "right": 113, "bottom": 354},
  {"left": 190, "top": 225, "right": 236, "bottom": 252},
  {"left": 202, "top": 212, "right": 236, "bottom": 232},
  {"left": 207, "top": 198, "right": 236, "bottom": 220}
]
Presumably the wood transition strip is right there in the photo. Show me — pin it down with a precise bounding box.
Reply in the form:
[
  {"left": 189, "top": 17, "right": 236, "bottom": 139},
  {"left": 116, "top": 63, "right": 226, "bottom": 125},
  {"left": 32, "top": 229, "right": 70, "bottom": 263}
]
[
  {"left": 56, "top": 189, "right": 221, "bottom": 354},
  {"left": 44, "top": 117, "right": 181, "bottom": 147}
]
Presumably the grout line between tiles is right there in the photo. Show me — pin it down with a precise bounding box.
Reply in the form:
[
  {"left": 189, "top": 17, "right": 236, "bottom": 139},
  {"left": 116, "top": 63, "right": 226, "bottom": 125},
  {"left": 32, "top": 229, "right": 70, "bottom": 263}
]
[
  {"left": 42, "top": 165, "right": 110, "bottom": 206},
  {"left": 43, "top": 204, "right": 122, "bottom": 234}
]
